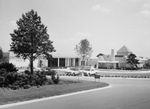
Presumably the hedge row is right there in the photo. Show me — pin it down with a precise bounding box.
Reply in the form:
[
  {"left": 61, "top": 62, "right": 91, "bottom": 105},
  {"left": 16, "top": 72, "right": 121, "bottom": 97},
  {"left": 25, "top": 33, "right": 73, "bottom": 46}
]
[{"left": 0, "top": 63, "right": 59, "bottom": 90}]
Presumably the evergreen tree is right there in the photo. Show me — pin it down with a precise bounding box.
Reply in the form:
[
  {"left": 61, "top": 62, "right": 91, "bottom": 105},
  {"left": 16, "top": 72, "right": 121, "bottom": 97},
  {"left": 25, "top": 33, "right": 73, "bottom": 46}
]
[
  {"left": 0, "top": 47, "right": 3, "bottom": 60},
  {"left": 126, "top": 53, "right": 139, "bottom": 70},
  {"left": 10, "top": 10, "right": 55, "bottom": 73}
]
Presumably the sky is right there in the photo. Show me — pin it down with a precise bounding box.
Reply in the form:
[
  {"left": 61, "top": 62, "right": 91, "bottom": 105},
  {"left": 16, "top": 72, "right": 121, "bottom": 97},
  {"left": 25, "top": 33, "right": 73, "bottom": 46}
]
[{"left": 0, "top": 0, "right": 150, "bottom": 58}]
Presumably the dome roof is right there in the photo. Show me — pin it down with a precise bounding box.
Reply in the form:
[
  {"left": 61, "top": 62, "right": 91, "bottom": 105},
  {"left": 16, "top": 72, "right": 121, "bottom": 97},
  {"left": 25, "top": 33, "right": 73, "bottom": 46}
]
[
  {"left": 98, "top": 56, "right": 105, "bottom": 61},
  {"left": 97, "top": 53, "right": 104, "bottom": 57}
]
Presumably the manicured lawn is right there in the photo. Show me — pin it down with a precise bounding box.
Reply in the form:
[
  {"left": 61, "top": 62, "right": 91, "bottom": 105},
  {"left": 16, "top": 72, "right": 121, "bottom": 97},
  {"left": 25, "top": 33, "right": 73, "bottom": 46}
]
[{"left": 0, "top": 79, "right": 108, "bottom": 105}]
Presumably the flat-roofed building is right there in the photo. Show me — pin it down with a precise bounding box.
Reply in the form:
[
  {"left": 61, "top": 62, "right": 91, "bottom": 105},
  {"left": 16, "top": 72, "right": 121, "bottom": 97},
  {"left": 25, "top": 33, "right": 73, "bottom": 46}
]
[
  {"left": 48, "top": 53, "right": 81, "bottom": 68},
  {"left": 0, "top": 52, "right": 9, "bottom": 64},
  {"left": 9, "top": 52, "right": 83, "bottom": 70}
]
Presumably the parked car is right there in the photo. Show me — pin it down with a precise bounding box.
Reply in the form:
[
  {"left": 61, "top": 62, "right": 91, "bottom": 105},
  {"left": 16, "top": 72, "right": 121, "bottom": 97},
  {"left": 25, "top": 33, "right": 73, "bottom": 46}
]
[
  {"left": 82, "top": 67, "right": 97, "bottom": 76},
  {"left": 65, "top": 67, "right": 80, "bottom": 76}
]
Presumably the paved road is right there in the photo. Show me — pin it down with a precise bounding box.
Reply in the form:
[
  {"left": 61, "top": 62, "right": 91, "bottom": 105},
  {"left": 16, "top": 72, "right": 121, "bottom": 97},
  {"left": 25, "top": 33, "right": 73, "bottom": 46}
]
[{"left": 1, "top": 77, "right": 150, "bottom": 109}]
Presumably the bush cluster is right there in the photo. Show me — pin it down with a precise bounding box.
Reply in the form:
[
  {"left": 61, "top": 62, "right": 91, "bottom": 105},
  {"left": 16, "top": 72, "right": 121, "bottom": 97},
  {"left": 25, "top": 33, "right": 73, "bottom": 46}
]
[
  {"left": 0, "top": 63, "right": 18, "bottom": 72},
  {"left": 45, "top": 70, "right": 60, "bottom": 84},
  {"left": 0, "top": 63, "right": 60, "bottom": 90}
]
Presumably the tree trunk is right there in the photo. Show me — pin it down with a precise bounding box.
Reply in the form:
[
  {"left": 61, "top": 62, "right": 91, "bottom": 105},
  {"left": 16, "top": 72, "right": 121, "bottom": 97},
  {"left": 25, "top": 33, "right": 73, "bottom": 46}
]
[
  {"left": 30, "top": 34, "right": 34, "bottom": 74},
  {"left": 30, "top": 53, "right": 34, "bottom": 74}
]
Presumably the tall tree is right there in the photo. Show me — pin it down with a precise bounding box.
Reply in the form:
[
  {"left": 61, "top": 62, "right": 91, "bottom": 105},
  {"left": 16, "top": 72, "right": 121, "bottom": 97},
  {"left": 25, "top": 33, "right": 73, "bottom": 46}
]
[
  {"left": 10, "top": 10, "right": 55, "bottom": 74},
  {"left": 75, "top": 39, "right": 93, "bottom": 66},
  {"left": 0, "top": 47, "right": 3, "bottom": 60},
  {"left": 126, "top": 53, "right": 139, "bottom": 70}
]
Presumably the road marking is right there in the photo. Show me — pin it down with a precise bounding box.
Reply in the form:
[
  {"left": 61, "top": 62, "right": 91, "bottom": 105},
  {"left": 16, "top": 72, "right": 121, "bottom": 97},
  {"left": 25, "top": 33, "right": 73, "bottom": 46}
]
[{"left": 0, "top": 85, "right": 112, "bottom": 109}]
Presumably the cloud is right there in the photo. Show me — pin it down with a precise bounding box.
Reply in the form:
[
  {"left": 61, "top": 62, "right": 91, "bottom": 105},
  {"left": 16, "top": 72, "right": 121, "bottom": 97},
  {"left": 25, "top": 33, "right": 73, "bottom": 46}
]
[
  {"left": 91, "top": 4, "right": 111, "bottom": 13},
  {"left": 116, "top": 0, "right": 120, "bottom": 3},
  {"left": 62, "top": 32, "right": 91, "bottom": 44},
  {"left": 138, "top": 10, "right": 150, "bottom": 16},
  {"left": 142, "top": 3, "right": 150, "bottom": 9},
  {"left": 136, "top": 3, "right": 150, "bottom": 17},
  {"left": 74, "top": 32, "right": 91, "bottom": 39},
  {"left": 116, "top": 0, "right": 142, "bottom": 3},
  {"left": 131, "top": 0, "right": 142, "bottom": 2}
]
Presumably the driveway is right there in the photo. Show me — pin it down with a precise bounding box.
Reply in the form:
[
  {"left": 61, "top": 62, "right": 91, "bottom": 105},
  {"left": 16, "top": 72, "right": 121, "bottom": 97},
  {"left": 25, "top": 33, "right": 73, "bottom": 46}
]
[{"left": 1, "top": 77, "right": 150, "bottom": 109}]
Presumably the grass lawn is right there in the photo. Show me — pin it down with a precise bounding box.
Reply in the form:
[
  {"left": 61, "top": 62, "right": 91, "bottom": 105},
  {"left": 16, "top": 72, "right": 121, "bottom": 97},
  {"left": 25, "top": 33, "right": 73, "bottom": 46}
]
[{"left": 0, "top": 79, "right": 108, "bottom": 105}]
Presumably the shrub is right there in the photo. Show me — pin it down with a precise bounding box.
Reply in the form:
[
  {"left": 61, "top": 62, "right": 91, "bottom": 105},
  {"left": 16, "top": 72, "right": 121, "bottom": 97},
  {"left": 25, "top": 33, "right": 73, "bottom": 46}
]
[
  {"left": 0, "top": 68, "right": 7, "bottom": 76},
  {"left": 23, "top": 85, "right": 31, "bottom": 89},
  {"left": 44, "top": 70, "right": 60, "bottom": 84},
  {"left": 24, "top": 70, "right": 31, "bottom": 75},
  {"left": 46, "top": 70, "right": 56, "bottom": 76},
  {"left": 0, "top": 76, "right": 4, "bottom": 87},
  {"left": 0, "top": 69, "right": 18, "bottom": 88},
  {"left": 16, "top": 75, "right": 30, "bottom": 88},
  {"left": 0, "top": 69, "right": 47, "bottom": 89},
  {"left": 0, "top": 69, "right": 7, "bottom": 87},
  {"left": 4, "top": 72, "right": 18, "bottom": 86},
  {"left": 0, "top": 63, "right": 18, "bottom": 72},
  {"left": 9, "top": 85, "right": 20, "bottom": 90},
  {"left": 121, "top": 75, "right": 124, "bottom": 78},
  {"left": 111, "top": 75, "right": 114, "bottom": 77},
  {"left": 0, "top": 68, "right": 60, "bottom": 89},
  {"left": 51, "top": 74, "right": 60, "bottom": 84},
  {"left": 33, "top": 71, "right": 47, "bottom": 86},
  {"left": 46, "top": 70, "right": 60, "bottom": 84}
]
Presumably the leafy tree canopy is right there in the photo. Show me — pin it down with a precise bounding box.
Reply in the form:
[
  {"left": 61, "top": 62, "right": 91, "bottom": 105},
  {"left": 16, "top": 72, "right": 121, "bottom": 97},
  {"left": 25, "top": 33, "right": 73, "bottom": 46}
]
[
  {"left": 75, "top": 39, "right": 93, "bottom": 60},
  {"left": 0, "top": 47, "right": 3, "bottom": 59},
  {"left": 126, "top": 53, "right": 139, "bottom": 69},
  {"left": 10, "top": 10, "right": 55, "bottom": 73}
]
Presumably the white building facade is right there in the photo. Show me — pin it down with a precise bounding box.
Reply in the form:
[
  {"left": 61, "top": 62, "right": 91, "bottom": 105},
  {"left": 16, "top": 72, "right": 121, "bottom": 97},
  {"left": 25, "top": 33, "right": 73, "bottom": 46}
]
[{"left": 9, "top": 52, "right": 83, "bottom": 70}]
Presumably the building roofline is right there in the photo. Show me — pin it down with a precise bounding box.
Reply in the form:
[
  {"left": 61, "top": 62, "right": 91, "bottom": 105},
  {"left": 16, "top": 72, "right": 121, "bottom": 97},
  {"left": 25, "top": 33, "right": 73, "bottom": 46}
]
[{"left": 117, "top": 45, "right": 132, "bottom": 53}]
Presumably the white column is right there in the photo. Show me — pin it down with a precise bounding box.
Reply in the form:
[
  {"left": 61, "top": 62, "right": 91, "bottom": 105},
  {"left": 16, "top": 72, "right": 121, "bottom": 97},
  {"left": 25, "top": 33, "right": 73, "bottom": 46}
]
[
  {"left": 58, "top": 58, "right": 59, "bottom": 67},
  {"left": 113, "top": 63, "right": 116, "bottom": 69},
  {"left": 97, "top": 62, "right": 99, "bottom": 69},
  {"left": 66, "top": 58, "right": 68, "bottom": 67},
  {"left": 65, "top": 58, "right": 66, "bottom": 67},
  {"left": 111, "top": 49, "right": 115, "bottom": 61},
  {"left": 73, "top": 58, "right": 75, "bottom": 66},
  {"left": 65, "top": 58, "right": 68, "bottom": 67},
  {"left": 67, "top": 58, "right": 69, "bottom": 67},
  {"left": 79, "top": 58, "right": 81, "bottom": 66}
]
